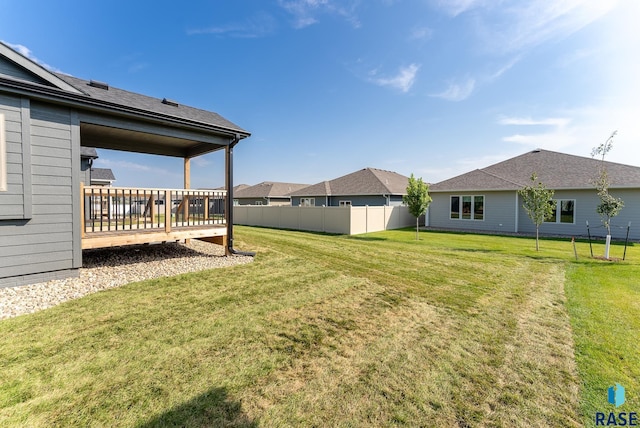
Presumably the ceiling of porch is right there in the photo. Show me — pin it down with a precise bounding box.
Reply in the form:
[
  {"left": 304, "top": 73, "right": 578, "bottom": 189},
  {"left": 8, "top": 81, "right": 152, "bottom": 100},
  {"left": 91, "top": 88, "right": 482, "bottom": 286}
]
[{"left": 80, "top": 122, "right": 230, "bottom": 158}]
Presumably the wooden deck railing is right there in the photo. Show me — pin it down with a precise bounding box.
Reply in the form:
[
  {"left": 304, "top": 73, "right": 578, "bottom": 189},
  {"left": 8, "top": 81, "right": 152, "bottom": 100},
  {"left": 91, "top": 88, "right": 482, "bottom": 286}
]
[{"left": 81, "top": 185, "right": 226, "bottom": 235}]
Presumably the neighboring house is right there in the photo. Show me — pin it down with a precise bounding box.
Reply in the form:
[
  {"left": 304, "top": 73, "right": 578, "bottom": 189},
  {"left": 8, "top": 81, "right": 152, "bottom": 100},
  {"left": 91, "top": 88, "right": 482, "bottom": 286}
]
[
  {"left": 428, "top": 149, "right": 640, "bottom": 240},
  {"left": 80, "top": 146, "right": 116, "bottom": 186},
  {"left": 90, "top": 168, "right": 116, "bottom": 187},
  {"left": 290, "top": 167, "right": 409, "bottom": 207},
  {"left": 233, "top": 181, "right": 310, "bottom": 206},
  {"left": 0, "top": 41, "right": 250, "bottom": 287}
]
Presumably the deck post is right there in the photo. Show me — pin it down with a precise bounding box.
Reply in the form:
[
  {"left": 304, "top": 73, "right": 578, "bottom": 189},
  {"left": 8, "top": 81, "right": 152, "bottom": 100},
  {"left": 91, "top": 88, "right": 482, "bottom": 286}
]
[
  {"left": 80, "top": 182, "right": 85, "bottom": 239},
  {"left": 225, "top": 139, "right": 239, "bottom": 256},
  {"left": 165, "top": 190, "right": 172, "bottom": 233},
  {"left": 184, "top": 158, "right": 190, "bottom": 242}
]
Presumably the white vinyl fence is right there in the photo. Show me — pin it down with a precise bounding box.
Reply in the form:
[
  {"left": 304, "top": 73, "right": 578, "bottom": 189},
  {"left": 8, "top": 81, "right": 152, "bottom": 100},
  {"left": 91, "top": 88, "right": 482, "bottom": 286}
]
[{"left": 233, "top": 205, "right": 417, "bottom": 235}]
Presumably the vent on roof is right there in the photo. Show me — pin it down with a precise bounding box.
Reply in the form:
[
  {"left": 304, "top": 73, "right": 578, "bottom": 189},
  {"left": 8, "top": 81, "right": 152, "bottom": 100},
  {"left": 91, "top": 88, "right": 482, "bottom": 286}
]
[
  {"left": 532, "top": 148, "right": 541, "bottom": 153},
  {"left": 162, "top": 98, "right": 179, "bottom": 107},
  {"left": 89, "top": 80, "right": 109, "bottom": 90}
]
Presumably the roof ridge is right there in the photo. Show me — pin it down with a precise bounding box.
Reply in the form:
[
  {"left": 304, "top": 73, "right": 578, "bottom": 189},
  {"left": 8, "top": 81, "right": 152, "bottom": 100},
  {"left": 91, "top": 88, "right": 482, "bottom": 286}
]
[
  {"left": 367, "top": 168, "right": 394, "bottom": 192},
  {"left": 478, "top": 168, "right": 525, "bottom": 187},
  {"left": 324, "top": 180, "right": 332, "bottom": 195}
]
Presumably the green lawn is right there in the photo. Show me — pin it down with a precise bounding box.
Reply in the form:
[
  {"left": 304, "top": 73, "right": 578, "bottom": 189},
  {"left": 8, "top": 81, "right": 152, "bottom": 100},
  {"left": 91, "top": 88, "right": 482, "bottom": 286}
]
[{"left": 0, "top": 227, "right": 637, "bottom": 427}]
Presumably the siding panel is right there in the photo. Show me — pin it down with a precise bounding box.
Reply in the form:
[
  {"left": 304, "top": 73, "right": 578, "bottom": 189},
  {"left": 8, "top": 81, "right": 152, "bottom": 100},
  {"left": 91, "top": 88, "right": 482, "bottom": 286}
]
[
  {"left": 429, "top": 191, "right": 517, "bottom": 233},
  {"left": 0, "top": 95, "right": 24, "bottom": 219},
  {"left": 518, "top": 189, "right": 640, "bottom": 240},
  {"left": 0, "top": 56, "right": 49, "bottom": 84},
  {"left": 0, "top": 100, "right": 78, "bottom": 284}
]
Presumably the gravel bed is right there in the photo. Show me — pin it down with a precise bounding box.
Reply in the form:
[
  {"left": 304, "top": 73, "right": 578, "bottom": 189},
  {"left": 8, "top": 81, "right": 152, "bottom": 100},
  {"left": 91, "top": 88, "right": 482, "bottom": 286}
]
[{"left": 0, "top": 240, "right": 253, "bottom": 321}]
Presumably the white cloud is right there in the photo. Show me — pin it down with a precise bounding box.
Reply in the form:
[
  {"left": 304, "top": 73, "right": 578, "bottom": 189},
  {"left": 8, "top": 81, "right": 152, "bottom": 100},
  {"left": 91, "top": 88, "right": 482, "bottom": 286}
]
[
  {"left": 191, "top": 156, "right": 212, "bottom": 168},
  {"left": 3, "top": 42, "right": 61, "bottom": 72},
  {"left": 499, "top": 114, "right": 576, "bottom": 150},
  {"left": 278, "top": 0, "right": 361, "bottom": 29},
  {"left": 495, "top": 1, "right": 640, "bottom": 165},
  {"left": 431, "top": 0, "right": 486, "bottom": 17},
  {"left": 94, "top": 159, "right": 153, "bottom": 172},
  {"left": 473, "top": 0, "right": 618, "bottom": 55},
  {"left": 498, "top": 116, "right": 571, "bottom": 127},
  {"left": 188, "top": 12, "right": 277, "bottom": 38},
  {"left": 502, "top": 132, "right": 577, "bottom": 150},
  {"left": 370, "top": 64, "right": 420, "bottom": 93},
  {"left": 487, "top": 56, "right": 521, "bottom": 80},
  {"left": 409, "top": 26, "right": 433, "bottom": 41},
  {"left": 417, "top": 151, "right": 521, "bottom": 183},
  {"left": 431, "top": 77, "right": 475, "bottom": 101}
]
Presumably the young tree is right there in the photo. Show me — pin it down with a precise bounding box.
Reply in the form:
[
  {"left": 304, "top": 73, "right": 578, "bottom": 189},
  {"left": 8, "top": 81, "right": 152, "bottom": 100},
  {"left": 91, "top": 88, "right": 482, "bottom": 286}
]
[
  {"left": 403, "top": 174, "right": 432, "bottom": 240},
  {"left": 592, "top": 131, "right": 624, "bottom": 258},
  {"left": 518, "top": 173, "right": 555, "bottom": 251}
]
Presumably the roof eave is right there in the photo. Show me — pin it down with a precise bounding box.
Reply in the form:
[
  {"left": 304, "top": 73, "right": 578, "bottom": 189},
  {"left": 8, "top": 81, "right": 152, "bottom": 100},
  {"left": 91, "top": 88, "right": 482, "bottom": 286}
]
[{"left": 0, "top": 76, "right": 251, "bottom": 139}]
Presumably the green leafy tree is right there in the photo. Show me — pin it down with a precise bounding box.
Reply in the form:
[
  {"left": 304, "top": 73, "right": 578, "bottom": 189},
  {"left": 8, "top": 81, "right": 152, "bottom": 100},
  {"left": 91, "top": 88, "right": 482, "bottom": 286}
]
[
  {"left": 592, "top": 131, "right": 624, "bottom": 236},
  {"left": 403, "top": 174, "right": 432, "bottom": 240},
  {"left": 518, "top": 173, "right": 555, "bottom": 251}
]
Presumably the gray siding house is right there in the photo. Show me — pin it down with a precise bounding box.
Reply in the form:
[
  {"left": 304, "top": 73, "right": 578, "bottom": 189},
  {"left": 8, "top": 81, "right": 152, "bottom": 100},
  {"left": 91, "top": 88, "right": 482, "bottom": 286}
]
[
  {"left": 0, "top": 41, "right": 250, "bottom": 287},
  {"left": 233, "top": 181, "right": 309, "bottom": 206},
  {"left": 428, "top": 149, "right": 640, "bottom": 240},
  {"left": 80, "top": 147, "right": 115, "bottom": 186},
  {"left": 290, "top": 168, "right": 409, "bottom": 207}
]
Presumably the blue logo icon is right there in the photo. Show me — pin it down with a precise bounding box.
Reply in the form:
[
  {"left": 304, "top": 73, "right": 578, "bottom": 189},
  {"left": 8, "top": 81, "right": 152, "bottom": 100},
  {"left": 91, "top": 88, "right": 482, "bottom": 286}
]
[{"left": 608, "top": 383, "right": 625, "bottom": 407}]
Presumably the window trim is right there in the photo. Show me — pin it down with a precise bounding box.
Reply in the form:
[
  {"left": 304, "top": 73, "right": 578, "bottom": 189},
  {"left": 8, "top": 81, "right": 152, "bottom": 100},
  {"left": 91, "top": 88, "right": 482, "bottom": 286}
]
[
  {"left": 0, "top": 113, "right": 6, "bottom": 192},
  {"left": 544, "top": 199, "right": 576, "bottom": 224},
  {"left": 300, "top": 197, "right": 315, "bottom": 207},
  {"left": 339, "top": 200, "right": 351, "bottom": 207},
  {"left": 450, "top": 195, "right": 484, "bottom": 221}
]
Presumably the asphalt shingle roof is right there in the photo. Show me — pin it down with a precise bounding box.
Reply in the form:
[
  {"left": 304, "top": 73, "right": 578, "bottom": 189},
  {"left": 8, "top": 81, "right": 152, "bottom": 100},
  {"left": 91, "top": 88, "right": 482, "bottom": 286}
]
[
  {"left": 430, "top": 149, "right": 640, "bottom": 192},
  {"left": 54, "top": 73, "right": 248, "bottom": 134},
  {"left": 290, "top": 168, "right": 409, "bottom": 197},
  {"left": 80, "top": 147, "right": 98, "bottom": 159},
  {"left": 235, "top": 182, "right": 310, "bottom": 199},
  {"left": 91, "top": 168, "right": 116, "bottom": 181}
]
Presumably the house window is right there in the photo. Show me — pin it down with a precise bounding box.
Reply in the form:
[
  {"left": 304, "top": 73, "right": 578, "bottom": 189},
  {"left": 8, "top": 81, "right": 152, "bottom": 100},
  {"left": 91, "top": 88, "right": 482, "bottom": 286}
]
[
  {"left": 339, "top": 200, "right": 351, "bottom": 207},
  {"left": 254, "top": 201, "right": 263, "bottom": 205},
  {"left": 233, "top": 199, "right": 239, "bottom": 206},
  {"left": 474, "top": 196, "right": 484, "bottom": 220},
  {"left": 545, "top": 199, "right": 575, "bottom": 224},
  {"left": 450, "top": 195, "right": 484, "bottom": 221},
  {"left": 451, "top": 196, "right": 460, "bottom": 219},
  {"left": 0, "top": 114, "right": 6, "bottom": 192},
  {"left": 301, "top": 198, "right": 315, "bottom": 207}
]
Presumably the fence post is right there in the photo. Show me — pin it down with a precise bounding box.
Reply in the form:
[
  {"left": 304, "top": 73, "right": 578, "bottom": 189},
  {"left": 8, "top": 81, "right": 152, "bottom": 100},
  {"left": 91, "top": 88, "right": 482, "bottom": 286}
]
[
  {"left": 384, "top": 205, "right": 387, "bottom": 231},
  {"left": 322, "top": 205, "right": 325, "bottom": 232}
]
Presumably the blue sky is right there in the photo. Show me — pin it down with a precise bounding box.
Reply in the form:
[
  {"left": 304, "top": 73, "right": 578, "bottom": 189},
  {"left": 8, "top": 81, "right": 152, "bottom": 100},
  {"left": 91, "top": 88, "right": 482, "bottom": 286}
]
[{"left": 2, "top": 0, "right": 639, "bottom": 189}]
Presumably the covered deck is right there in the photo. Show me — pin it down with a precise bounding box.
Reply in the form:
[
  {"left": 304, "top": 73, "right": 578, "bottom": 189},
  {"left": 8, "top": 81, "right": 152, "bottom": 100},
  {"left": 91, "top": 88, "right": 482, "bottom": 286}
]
[
  {"left": 66, "top": 73, "right": 251, "bottom": 255},
  {"left": 81, "top": 185, "right": 228, "bottom": 250}
]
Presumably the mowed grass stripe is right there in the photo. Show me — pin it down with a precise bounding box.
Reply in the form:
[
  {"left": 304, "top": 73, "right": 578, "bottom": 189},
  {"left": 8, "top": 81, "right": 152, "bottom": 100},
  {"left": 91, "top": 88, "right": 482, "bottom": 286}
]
[{"left": 0, "top": 226, "right": 605, "bottom": 426}]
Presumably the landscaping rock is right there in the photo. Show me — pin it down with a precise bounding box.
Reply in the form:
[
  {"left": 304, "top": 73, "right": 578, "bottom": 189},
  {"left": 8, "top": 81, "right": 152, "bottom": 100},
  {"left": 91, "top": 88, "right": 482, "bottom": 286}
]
[{"left": 0, "top": 241, "right": 253, "bottom": 320}]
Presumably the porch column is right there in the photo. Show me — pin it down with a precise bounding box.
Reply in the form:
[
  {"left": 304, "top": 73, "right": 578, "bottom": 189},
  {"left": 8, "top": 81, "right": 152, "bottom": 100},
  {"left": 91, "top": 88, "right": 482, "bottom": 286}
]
[
  {"left": 184, "top": 157, "right": 190, "bottom": 189},
  {"left": 184, "top": 157, "right": 190, "bottom": 242},
  {"left": 225, "top": 138, "right": 241, "bottom": 256}
]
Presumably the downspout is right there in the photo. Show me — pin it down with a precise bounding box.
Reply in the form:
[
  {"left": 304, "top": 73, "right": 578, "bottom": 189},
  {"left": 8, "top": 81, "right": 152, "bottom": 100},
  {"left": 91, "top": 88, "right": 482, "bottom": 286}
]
[{"left": 226, "top": 135, "right": 256, "bottom": 257}]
